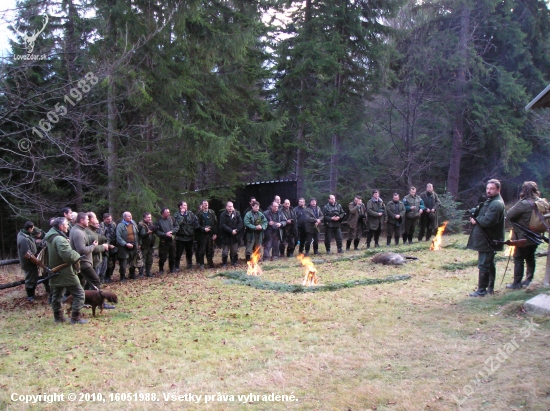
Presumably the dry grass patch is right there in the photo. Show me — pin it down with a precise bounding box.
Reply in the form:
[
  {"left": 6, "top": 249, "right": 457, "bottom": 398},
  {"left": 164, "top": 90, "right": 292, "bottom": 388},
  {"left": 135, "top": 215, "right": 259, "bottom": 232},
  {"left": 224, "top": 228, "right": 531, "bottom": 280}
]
[{"left": 1, "top": 235, "right": 549, "bottom": 410}]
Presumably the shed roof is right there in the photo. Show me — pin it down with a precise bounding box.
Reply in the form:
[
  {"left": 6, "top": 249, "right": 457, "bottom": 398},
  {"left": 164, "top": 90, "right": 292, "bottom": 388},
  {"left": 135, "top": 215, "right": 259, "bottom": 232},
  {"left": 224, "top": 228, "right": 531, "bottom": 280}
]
[{"left": 525, "top": 84, "right": 550, "bottom": 110}]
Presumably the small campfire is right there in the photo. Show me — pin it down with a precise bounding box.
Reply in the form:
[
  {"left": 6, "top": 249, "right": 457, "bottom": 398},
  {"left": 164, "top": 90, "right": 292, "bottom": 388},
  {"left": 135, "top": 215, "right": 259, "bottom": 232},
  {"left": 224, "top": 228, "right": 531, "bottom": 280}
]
[
  {"left": 296, "top": 254, "right": 318, "bottom": 286},
  {"left": 430, "top": 221, "right": 449, "bottom": 251},
  {"left": 504, "top": 230, "right": 515, "bottom": 257},
  {"left": 247, "top": 248, "right": 263, "bottom": 276}
]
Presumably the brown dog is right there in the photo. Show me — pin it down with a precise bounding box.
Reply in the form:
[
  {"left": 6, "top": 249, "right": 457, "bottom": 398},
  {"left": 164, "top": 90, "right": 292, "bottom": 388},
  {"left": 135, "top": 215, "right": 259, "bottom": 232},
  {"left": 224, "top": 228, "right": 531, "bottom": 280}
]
[{"left": 65, "top": 290, "right": 118, "bottom": 317}]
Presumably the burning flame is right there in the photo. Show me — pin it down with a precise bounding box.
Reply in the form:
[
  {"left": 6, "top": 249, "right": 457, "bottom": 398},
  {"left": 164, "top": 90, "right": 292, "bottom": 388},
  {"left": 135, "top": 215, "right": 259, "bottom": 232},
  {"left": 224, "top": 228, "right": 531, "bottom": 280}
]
[
  {"left": 247, "top": 247, "right": 263, "bottom": 276},
  {"left": 296, "top": 254, "right": 319, "bottom": 286},
  {"left": 504, "top": 230, "right": 515, "bottom": 256},
  {"left": 430, "top": 221, "right": 449, "bottom": 251}
]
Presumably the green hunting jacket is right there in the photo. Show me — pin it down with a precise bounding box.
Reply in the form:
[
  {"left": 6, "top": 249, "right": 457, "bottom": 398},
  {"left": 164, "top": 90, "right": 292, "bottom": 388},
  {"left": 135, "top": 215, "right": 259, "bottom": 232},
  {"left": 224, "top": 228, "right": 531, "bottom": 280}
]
[
  {"left": 17, "top": 230, "right": 37, "bottom": 272},
  {"left": 44, "top": 228, "right": 81, "bottom": 288},
  {"left": 507, "top": 196, "right": 539, "bottom": 246},
  {"left": 69, "top": 224, "right": 96, "bottom": 269},
  {"left": 348, "top": 201, "right": 367, "bottom": 230},
  {"left": 403, "top": 194, "right": 425, "bottom": 219},
  {"left": 366, "top": 199, "right": 386, "bottom": 230},
  {"left": 322, "top": 202, "right": 345, "bottom": 228},
  {"left": 467, "top": 194, "right": 506, "bottom": 252},
  {"left": 244, "top": 210, "right": 268, "bottom": 243},
  {"left": 85, "top": 227, "right": 108, "bottom": 269},
  {"left": 385, "top": 201, "right": 406, "bottom": 225}
]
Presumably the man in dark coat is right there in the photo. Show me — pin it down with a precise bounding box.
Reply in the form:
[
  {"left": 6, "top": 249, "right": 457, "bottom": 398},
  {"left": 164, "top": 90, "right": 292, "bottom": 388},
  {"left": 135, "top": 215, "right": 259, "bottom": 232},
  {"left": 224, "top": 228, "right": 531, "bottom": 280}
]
[
  {"left": 99, "top": 213, "right": 118, "bottom": 283},
  {"left": 138, "top": 212, "right": 157, "bottom": 277},
  {"left": 347, "top": 196, "right": 366, "bottom": 251},
  {"left": 263, "top": 201, "right": 286, "bottom": 260},
  {"left": 196, "top": 200, "right": 218, "bottom": 269},
  {"left": 219, "top": 201, "right": 243, "bottom": 267},
  {"left": 323, "top": 195, "right": 345, "bottom": 253},
  {"left": 294, "top": 198, "right": 308, "bottom": 254},
  {"left": 505, "top": 181, "right": 542, "bottom": 289},
  {"left": 280, "top": 199, "right": 298, "bottom": 257},
  {"left": 17, "top": 221, "right": 42, "bottom": 302},
  {"left": 45, "top": 217, "right": 87, "bottom": 324},
  {"left": 403, "top": 186, "right": 425, "bottom": 244},
  {"left": 385, "top": 193, "right": 406, "bottom": 246},
  {"left": 304, "top": 198, "right": 324, "bottom": 255},
  {"left": 116, "top": 211, "right": 140, "bottom": 281},
  {"left": 467, "top": 179, "right": 506, "bottom": 297},
  {"left": 173, "top": 202, "right": 199, "bottom": 271},
  {"left": 174, "top": 203, "right": 199, "bottom": 270},
  {"left": 366, "top": 190, "right": 386, "bottom": 249},
  {"left": 419, "top": 183, "right": 441, "bottom": 242},
  {"left": 156, "top": 208, "right": 177, "bottom": 274}
]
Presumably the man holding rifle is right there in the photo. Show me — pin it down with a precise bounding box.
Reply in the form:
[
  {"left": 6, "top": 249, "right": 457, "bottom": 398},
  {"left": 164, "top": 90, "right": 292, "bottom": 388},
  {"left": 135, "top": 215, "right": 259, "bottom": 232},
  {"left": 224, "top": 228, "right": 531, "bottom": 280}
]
[
  {"left": 467, "top": 179, "right": 506, "bottom": 297},
  {"left": 506, "top": 181, "right": 542, "bottom": 289}
]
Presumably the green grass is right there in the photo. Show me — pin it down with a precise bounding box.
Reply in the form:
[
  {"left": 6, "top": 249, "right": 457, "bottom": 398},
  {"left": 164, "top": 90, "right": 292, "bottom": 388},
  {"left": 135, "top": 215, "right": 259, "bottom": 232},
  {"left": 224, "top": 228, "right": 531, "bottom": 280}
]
[{"left": 1, "top": 234, "right": 549, "bottom": 411}]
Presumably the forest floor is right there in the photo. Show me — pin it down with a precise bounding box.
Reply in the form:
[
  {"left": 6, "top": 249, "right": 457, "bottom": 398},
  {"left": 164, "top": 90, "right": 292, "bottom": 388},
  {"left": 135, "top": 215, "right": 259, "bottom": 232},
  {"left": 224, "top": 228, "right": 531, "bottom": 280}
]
[{"left": 0, "top": 234, "right": 549, "bottom": 411}]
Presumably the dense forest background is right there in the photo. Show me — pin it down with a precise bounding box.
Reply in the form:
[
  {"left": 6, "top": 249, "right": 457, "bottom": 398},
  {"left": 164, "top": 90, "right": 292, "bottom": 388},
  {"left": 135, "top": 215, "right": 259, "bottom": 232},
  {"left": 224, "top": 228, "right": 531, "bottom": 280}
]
[{"left": 1, "top": 0, "right": 550, "bottom": 257}]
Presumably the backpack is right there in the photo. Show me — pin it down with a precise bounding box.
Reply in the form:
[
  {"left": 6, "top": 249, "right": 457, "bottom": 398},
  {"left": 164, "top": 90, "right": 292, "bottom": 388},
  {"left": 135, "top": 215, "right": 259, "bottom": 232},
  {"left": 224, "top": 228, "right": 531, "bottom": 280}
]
[{"left": 528, "top": 198, "right": 550, "bottom": 233}]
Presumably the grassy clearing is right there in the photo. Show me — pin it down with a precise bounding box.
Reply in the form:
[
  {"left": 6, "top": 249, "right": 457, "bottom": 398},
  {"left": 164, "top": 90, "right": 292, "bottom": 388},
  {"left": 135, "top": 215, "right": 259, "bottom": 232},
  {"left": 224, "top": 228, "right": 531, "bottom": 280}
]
[{"left": 1, "top": 234, "right": 549, "bottom": 411}]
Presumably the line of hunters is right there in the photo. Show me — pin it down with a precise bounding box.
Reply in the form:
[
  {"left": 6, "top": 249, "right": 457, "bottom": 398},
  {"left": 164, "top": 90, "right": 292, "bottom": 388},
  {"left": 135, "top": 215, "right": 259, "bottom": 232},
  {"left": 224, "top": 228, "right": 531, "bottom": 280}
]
[{"left": 16, "top": 184, "right": 439, "bottom": 304}]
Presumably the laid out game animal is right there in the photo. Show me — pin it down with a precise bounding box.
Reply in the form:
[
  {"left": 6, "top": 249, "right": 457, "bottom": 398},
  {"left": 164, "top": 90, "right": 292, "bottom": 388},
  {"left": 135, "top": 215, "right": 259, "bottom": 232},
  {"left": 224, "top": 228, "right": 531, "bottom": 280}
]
[
  {"left": 371, "top": 252, "right": 418, "bottom": 266},
  {"left": 65, "top": 290, "right": 118, "bottom": 317}
]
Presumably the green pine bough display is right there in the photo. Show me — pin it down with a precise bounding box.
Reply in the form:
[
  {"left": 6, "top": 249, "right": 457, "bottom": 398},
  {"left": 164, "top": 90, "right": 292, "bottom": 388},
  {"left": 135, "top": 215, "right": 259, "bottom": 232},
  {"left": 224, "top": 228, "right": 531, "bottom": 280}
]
[{"left": 212, "top": 271, "right": 411, "bottom": 293}]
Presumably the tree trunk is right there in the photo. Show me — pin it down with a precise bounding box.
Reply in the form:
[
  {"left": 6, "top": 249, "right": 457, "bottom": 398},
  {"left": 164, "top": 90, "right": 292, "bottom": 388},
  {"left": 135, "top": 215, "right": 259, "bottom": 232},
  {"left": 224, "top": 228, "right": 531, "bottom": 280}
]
[
  {"left": 296, "top": 122, "right": 305, "bottom": 198},
  {"left": 446, "top": 4, "right": 470, "bottom": 196},
  {"left": 107, "top": 75, "right": 117, "bottom": 214},
  {"left": 330, "top": 69, "right": 343, "bottom": 194}
]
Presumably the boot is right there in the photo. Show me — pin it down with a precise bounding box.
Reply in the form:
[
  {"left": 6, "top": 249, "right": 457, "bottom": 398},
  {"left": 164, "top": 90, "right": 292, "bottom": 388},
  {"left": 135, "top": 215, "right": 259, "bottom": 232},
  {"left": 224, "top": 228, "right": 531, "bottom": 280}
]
[
  {"left": 222, "top": 256, "right": 228, "bottom": 268},
  {"left": 186, "top": 258, "right": 193, "bottom": 269},
  {"left": 104, "top": 275, "right": 112, "bottom": 283},
  {"left": 394, "top": 236, "right": 399, "bottom": 245},
  {"left": 138, "top": 266, "right": 144, "bottom": 278},
  {"left": 70, "top": 311, "right": 88, "bottom": 325},
  {"left": 174, "top": 261, "right": 181, "bottom": 272},
  {"left": 145, "top": 267, "right": 153, "bottom": 278},
  {"left": 387, "top": 236, "right": 391, "bottom": 246},
  {"left": 232, "top": 255, "right": 238, "bottom": 266},
  {"left": 207, "top": 258, "right": 214, "bottom": 269},
  {"left": 507, "top": 263, "right": 524, "bottom": 290},
  {"left": 346, "top": 240, "right": 352, "bottom": 251},
  {"left": 120, "top": 270, "right": 126, "bottom": 282},
  {"left": 522, "top": 261, "right": 535, "bottom": 287},
  {"left": 487, "top": 266, "right": 496, "bottom": 295},
  {"left": 158, "top": 264, "right": 164, "bottom": 275},
  {"left": 469, "top": 271, "right": 489, "bottom": 297},
  {"left": 26, "top": 287, "right": 35, "bottom": 303},
  {"left": 54, "top": 311, "right": 69, "bottom": 323},
  {"left": 402, "top": 233, "right": 407, "bottom": 244},
  {"left": 353, "top": 239, "right": 360, "bottom": 250},
  {"left": 129, "top": 267, "right": 136, "bottom": 280}
]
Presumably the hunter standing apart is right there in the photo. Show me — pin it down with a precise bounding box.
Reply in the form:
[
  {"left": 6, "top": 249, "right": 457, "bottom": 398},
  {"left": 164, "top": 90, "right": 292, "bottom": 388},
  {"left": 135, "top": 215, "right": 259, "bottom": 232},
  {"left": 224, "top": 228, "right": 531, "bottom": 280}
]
[
  {"left": 505, "top": 181, "right": 541, "bottom": 289},
  {"left": 467, "top": 179, "right": 505, "bottom": 297}
]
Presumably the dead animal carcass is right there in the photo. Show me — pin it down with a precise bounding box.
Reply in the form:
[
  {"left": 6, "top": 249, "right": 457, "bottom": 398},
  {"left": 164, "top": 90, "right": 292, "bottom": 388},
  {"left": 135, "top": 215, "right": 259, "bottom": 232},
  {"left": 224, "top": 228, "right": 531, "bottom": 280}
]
[{"left": 371, "top": 252, "right": 417, "bottom": 266}]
